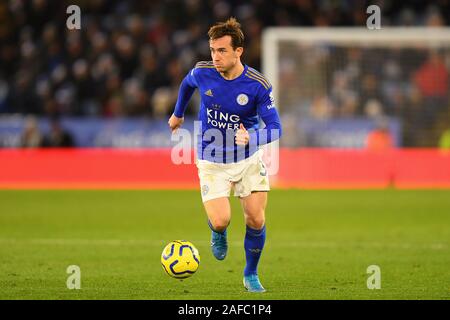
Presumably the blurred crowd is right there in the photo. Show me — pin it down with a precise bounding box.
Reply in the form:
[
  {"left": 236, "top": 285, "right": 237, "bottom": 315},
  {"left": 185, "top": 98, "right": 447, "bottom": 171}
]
[
  {"left": 1, "top": 0, "right": 450, "bottom": 120},
  {"left": 279, "top": 45, "right": 450, "bottom": 146},
  {"left": 20, "top": 115, "right": 74, "bottom": 147}
]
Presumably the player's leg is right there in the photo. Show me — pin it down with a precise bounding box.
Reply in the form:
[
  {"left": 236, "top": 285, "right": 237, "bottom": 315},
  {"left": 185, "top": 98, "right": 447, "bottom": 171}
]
[
  {"left": 196, "top": 158, "right": 234, "bottom": 260},
  {"left": 240, "top": 191, "right": 268, "bottom": 292},
  {"left": 203, "top": 197, "right": 231, "bottom": 260},
  {"left": 204, "top": 196, "right": 231, "bottom": 232}
]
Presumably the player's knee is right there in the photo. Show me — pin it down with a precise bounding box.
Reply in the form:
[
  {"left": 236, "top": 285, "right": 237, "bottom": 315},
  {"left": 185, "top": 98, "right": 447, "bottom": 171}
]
[
  {"left": 210, "top": 218, "right": 229, "bottom": 232},
  {"left": 245, "top": 214, "right": 265, "bottom": 230}
]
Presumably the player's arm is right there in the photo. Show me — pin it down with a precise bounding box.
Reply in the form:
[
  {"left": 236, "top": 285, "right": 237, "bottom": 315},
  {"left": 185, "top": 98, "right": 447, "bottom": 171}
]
[
  {"left": 249, "top": 87, "right": 282, "bottom": 146},
  {"left": 168, "top": 69, "right": 198, "bottom": 132}
]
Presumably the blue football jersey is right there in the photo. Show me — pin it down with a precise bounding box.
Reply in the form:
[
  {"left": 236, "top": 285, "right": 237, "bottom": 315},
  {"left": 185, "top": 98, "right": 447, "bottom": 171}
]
[{"left": 174, "top": 61, "right": 282, "bottom": 163}]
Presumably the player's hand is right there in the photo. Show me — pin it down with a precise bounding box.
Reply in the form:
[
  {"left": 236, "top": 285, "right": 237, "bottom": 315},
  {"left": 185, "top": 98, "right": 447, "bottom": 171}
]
[
  {"left": 235, "top": 123, "right": 250, "bottom": 146},
  {"left": 168, "top": 114, "right": 184, "bottom": 133}
]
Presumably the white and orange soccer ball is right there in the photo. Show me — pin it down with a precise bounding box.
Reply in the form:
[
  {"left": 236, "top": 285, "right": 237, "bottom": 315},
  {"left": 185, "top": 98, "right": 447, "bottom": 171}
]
[{"left": 161, "top": 240, "right": 200, "bottom": 279}]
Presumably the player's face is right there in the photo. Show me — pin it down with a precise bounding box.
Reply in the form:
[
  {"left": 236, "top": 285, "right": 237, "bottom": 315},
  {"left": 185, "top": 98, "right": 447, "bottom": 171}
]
[{"left": 209, "top": 36, "right": 243, "bottom": 73}]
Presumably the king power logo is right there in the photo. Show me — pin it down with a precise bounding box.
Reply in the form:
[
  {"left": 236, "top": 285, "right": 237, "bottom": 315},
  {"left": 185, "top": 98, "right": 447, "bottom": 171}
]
[{"left": 207, "top": 108, "right": 240, "bottom": 130}]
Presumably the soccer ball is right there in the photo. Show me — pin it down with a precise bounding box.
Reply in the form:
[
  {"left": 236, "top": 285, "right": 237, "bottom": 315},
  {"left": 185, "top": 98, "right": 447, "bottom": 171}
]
[{"left": 161, "top": 240, "right": 200, "bottom": 279}]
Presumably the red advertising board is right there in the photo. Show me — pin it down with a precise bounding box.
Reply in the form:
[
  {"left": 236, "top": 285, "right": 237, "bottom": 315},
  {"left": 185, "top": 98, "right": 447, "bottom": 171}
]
[{"left": 0, "top": 148, "right": 449, "bottom": 189}]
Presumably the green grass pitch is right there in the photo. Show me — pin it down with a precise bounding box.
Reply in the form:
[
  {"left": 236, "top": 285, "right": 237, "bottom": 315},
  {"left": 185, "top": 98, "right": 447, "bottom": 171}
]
[{"left": 0, "top": 189, "right": 449, "bottom": 300}]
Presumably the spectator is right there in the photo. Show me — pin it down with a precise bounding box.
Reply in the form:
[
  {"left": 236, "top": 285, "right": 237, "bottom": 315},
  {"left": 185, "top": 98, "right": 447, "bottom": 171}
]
[
  {"left": 20, "top": 116, "right": 44, "bottom": 148},
  {"left": 366, "top": 118, "right": 394, "bottom": 151},
  {"left": 413, "top": 50, "right": 449, "bottom": 129},
  {"left": 364, "top": 99, "right": 385, "bottom": 119},
  {"left": 42, "top": 118, "right": 75, "bottom": 147}
]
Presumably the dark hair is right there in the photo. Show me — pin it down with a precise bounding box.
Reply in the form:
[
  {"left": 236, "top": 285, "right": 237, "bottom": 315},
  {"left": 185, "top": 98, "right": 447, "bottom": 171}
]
[{"left": 208, "top": 17, "right": 244, "bottom": 50}]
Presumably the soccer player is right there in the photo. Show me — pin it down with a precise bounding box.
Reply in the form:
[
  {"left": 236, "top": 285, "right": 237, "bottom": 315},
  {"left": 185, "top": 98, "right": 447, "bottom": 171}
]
[{"left": 168, "top": 18, "right": 282, "bottom": 292}]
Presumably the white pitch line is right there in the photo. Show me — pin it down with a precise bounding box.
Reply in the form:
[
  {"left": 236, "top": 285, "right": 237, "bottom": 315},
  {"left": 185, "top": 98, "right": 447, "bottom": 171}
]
[{"left": 0, "top": 238, "right": 447, "bottom": 250}]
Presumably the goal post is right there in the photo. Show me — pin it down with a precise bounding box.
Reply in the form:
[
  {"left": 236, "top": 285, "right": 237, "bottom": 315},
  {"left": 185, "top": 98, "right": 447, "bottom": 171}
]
[{"left": 262, "top": 27, "right": 450, "bottom": 147}]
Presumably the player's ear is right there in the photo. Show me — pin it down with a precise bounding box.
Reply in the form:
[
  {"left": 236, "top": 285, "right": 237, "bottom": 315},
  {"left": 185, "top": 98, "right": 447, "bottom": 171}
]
[{"left": 235, "top": 47, "right": 243, "bottom": 58}]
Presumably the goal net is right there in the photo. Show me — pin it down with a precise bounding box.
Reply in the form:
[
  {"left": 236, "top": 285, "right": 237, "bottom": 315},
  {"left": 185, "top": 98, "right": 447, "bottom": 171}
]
[{"left": 262, "top": 27, "right": 450, "bottom": 148}]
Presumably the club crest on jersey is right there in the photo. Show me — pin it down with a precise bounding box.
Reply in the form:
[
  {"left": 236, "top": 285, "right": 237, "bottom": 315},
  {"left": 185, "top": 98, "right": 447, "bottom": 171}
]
[
  {"left": 202, "top": 184, "right": 209, "bottom": 196},
  {"left": 205, "top": 89, "right": 213, "bottom": 97},
  {"left": 236, "top": 93, "right": 249, "bottom": 106}
]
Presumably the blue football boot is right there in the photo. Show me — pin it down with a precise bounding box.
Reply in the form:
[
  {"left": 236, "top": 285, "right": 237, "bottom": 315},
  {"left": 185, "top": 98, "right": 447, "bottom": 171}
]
[
  {"left": 210, "top": 229, "right": 228, "bottom": 260},
  {"left": 243, "top": 274, "right": 266, "bottom": 293}
]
